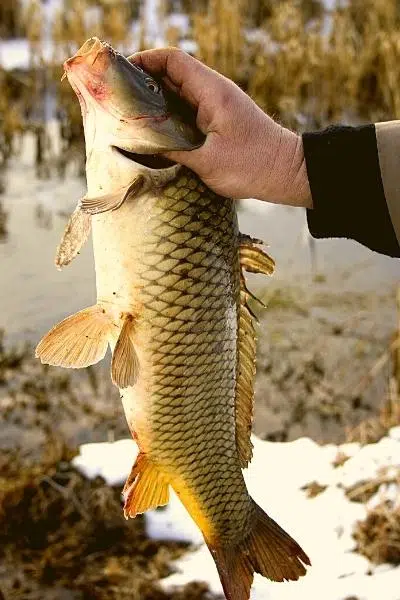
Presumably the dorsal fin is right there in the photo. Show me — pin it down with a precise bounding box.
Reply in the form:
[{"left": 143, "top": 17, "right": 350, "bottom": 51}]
[
  {"left": 235, "top": 235, "right": 275, "bottom": 468},
  {"left": 239, "top": 234, "right": 275, "bottom": 276},
  {"left": 235, "top": 290, "right": 257, "bottom": 468}
]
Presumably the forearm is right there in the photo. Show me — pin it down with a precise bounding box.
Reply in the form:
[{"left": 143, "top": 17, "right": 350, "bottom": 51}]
[{"left": 303, "top": 123, "right": 400, "bottom": 258}]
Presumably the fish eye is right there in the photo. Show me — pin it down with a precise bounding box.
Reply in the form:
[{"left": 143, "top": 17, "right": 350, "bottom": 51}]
[{"left": 145, "top": 79, "right": 160, "bottom": 94}]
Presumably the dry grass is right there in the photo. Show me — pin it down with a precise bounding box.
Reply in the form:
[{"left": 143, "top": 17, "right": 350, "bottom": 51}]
[
  {"left": 346, "top": 287, "right": 400, "bottom": 445},
  {"left": 353, "top": 498, "right": 400, "bottom": 565},
  {"left": 0, "top": 434, "right": 211, "bottom": 600},
  {"left": 347, "top": 467, "right": 400, "bottom": 504},
  {"left": 193, "top": 0, "right": 246, "bottom": 82},
  {"left": 2, "top": 0, "right": 400, "bottom": 172},
  {"left": 346, "top": 392, "right": 400, "bottom": 444},
  {"left": 0, "top": 0, "right": 26, "bottom": 39}
]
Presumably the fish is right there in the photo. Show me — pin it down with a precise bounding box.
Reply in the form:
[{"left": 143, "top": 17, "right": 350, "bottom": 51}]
[{"left": 35, "top": 38, "right": 310, "bottom": 600}]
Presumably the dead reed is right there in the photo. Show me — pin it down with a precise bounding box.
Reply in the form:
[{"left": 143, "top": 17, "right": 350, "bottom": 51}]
[
  {"left": 346, "top": 285, "right": 400, "bottom": 445},
  {"left": 353, "top": 497, "right": 400, "bottom": 565},
  {"left": 1, "top": 0, "right": 400, "bottom": 172},
  {"left": 0, "top": 0, "right": 26, "bottom": 39},
  {"left": 0, "top": 432, "right": 204, "bottom": 600}
]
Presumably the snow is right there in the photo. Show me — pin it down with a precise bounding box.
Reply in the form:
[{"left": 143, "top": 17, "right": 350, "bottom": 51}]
[
  {"left": 0, "top": 39, "right": 32, "bottom": 71},
  {"left": 72, "top": 438, "right": 138, "bottom": 487},
  {"left": 72, "top": 428, "right": 400, "bottom": 600}
]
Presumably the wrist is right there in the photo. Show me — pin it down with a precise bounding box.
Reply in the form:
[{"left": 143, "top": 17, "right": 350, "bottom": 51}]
[
  {"left": 257, "top": 125, "right": 312, "bottom": 208},
  {"left": 286, "top": 135, "right": 312, "bottom": 209}
]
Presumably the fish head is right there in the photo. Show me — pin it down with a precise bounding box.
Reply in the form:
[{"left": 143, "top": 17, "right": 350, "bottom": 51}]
[{"left": 64, "top": 37, "right": 204, "bottom": 162}]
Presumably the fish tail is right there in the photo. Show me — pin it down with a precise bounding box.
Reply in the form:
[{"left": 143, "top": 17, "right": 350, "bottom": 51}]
[{"left": 207, "top": 500, "right": 310, "bottom": 600}]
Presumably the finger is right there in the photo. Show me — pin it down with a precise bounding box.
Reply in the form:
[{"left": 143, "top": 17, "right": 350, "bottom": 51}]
[
  {"left": 128, "top": 48, "right": 218, "bottom": 108},
  {"left": 161, "top": 74, "right": 179, "bottom": 95},
  {"left": 128, "top": 48, "right": 196, "bottom": 84},
  {"left": 164, "top": 148, "right": 202, "bottom": 171},
  {"left": 164, "top": 137, "right": 213, "bottom": 175}
]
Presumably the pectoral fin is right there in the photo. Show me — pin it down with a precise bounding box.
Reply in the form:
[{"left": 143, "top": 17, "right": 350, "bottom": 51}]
[
  {"left": 123, "top": 453, "right": 169, "bottom": 518},
  {"left": 55, "top": 206, "right": 92, "bottom": 269},
  {"left": 35, "top": 305, "right": 111, "bottom": 368},
  {"left": 111, "top": 315, "right": 140, "bottom": 388},
  {"left": 80, "top": 176, "right": 145, "bottom": 215}
]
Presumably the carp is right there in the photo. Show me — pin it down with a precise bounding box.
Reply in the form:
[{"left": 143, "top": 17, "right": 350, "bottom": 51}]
[{"left": 36, "top": 38, "right": 310, "bottom": 600}]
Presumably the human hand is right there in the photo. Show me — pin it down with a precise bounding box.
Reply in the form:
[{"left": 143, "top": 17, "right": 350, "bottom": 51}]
[{"left": 129, "top": 48, "right": 311, "bottom": 208}]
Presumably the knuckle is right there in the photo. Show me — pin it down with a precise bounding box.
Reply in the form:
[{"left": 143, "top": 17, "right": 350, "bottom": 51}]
[{"left": 168, "top": 47, "right": 185, "bottom": 59}]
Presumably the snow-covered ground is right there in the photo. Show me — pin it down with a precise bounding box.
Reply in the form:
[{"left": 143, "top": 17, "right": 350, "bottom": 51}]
[{"left": 72, "top": 428, "right": 400, "bottom": 600}]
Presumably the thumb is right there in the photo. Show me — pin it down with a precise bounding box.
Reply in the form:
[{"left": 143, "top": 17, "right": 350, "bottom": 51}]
[{"left": 164, "top": 146, "right": 205, "bottom": 174}]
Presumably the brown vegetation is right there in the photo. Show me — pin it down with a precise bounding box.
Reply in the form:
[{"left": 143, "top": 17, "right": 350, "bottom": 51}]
[
  {"left": 1, "top": 0, "right": 400, "bottom": 175},
  {"left": 346, "top": 288, "right": 400, "bottom": 444},
  {"left": 0, "top": 434, "right": 210, "bottom": 600},
  {"left": 0, "top": 0, "right": 26, "bottom": 39},
  {"left": 353, "top": 497, "right": 400, "bottom": 565}
]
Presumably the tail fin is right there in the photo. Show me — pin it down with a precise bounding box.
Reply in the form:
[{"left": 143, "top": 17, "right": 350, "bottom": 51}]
[{"left": 208, "top": 501, "right": 310, "bottom": 600}]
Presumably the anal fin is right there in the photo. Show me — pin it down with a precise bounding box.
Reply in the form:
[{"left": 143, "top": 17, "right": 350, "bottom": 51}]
[
  {"left": 35, "top": 305, "right": 111, "bottom": 368},
  {"left": 111, "top": 315, "right": 140, "bottom": 389},
  {"left": 123, "top": 453, "right": 169, "bottom": 518}
]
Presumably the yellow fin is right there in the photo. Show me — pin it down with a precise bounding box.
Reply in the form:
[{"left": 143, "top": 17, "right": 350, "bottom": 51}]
[
  {"left": 111, "top": 315, "right": 139, "bottom": 389},
  {"left": 35, "top": 305, "right": 111, "bottom": 368},
  {"left": 55, "top": 206, "right": 91, "bottom": 270},
  {"left": 80, "top": 176, "right": 144, "bottom": 215},
  {"left": 235, "top": 234, "right": 275, "bottom": 468},
  {"left": 207, "top": 500, "right": 310, "bottom": 599},
  {"left": 239, "top": 235, "right": 275, "bottom": 276},
  {"left": 123, "top": 453, "right": 169, "bottom": 518},
  {"left": 236, "top": 293, "right": 257, "bottom": 468}
]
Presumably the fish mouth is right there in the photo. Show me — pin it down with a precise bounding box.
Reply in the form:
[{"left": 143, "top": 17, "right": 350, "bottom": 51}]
[{"left": 113, "top": 146, "right": 177, "bottom": 170}]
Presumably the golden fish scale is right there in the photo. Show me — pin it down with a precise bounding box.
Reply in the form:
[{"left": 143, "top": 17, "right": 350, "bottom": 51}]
[{"left": 132, "top": 168, "right": 252, "bottom": 544}]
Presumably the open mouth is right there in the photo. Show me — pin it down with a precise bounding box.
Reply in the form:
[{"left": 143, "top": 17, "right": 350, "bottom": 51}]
[{"left": 114, "top": 146, "right": 176, "bottom": 170}]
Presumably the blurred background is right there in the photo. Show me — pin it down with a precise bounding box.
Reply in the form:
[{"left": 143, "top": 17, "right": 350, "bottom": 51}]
[{"left": 0, "top": 1, "right": 399, "bottom": 599}]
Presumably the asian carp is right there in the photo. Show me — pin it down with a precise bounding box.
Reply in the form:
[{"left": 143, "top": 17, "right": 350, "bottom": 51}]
[{"left": 36, "top": 38, "right": 310, "bottom": 600}]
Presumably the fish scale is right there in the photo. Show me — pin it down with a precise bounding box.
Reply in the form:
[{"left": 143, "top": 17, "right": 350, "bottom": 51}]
[
  {"left": 36, "top": 37, "right": 310, "bottom": 600},
  {"left": 132, "top": 170, "right": 251, "bottom": 544}
]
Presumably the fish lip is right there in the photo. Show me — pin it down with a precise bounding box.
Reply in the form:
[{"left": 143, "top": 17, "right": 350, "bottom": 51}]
[
  {"left": 63, "top": 37, "right": 107, "bottom": 71},
  {"left": 112, "top": 146, "right": 177, "bottom": 170}
]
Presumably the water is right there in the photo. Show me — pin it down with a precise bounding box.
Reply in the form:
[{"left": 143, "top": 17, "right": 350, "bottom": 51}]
[
  {"left": 0, "top": 138, "right": 399, "bottom": 345},
  {"left": 0, "top": 137, "right": 95, "bottom": 343}
]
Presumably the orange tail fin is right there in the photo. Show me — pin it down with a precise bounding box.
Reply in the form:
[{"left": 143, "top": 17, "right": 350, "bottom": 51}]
[{"left": 207, "top": 500, "right": 310, "bottom": 600}]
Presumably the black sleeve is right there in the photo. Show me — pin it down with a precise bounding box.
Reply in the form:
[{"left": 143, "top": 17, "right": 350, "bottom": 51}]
[{"left": 303, "top": 124, "right": 400, "bottom": 257}]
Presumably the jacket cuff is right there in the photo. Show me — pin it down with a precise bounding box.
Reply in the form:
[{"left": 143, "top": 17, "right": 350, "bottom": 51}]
[{"left": 303, "top": 124, "right": 400, "bottom": 257}]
